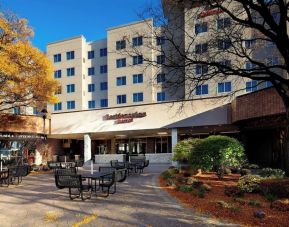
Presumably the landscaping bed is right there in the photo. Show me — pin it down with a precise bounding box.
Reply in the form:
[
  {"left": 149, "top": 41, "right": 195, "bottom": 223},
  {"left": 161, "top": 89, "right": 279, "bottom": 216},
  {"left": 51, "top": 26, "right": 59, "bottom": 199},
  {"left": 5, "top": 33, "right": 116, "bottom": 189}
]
[{"left": 159, "top": 171, "right": 289, "bottom": 227}]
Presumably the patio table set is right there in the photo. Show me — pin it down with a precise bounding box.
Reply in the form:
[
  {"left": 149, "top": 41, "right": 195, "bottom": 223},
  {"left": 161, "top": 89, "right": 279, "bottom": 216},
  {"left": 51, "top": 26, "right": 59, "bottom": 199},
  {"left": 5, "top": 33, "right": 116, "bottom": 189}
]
[{"left": 53, "top": 157, "right": 149, "bottom": 201}]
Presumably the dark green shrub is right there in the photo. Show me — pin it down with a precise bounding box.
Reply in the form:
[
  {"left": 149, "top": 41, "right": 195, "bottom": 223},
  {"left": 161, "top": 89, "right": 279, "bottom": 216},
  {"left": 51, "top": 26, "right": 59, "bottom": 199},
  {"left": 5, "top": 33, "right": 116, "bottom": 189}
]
[
  {"left": 248, "top": 199, "right": 261, "bottom": 207},
  {"left": 240, "top": 168, "right": 252, "bottom": 176},
  {"left": 190, "top": 135, "right": 246, "bottom": 171},
  {"left": 260, "top": 168, "right": 285, "bottom": 179},
  {"left": 264, "top": 193, "right": 278, "bottom": 202},
  {"left": 173, "top": 138, "right": 201, "bottom": 162},
  {"left": 237, "top": 175, "right": 263, "bottom": 193},
  {"left": 161, "top": 170, "right": 174, "bottom": 180},
  {"left": 260, "top": 179, "right": 289, "bottom": 198},
  {"left": 198, "top": 186, "right": 206, "bottom": 198},
  {"left": 178, "top": 185, "right": 193, "bottom": 193},
  {"left": 224, "top": 186, "right": 244, "bottom": 197}
]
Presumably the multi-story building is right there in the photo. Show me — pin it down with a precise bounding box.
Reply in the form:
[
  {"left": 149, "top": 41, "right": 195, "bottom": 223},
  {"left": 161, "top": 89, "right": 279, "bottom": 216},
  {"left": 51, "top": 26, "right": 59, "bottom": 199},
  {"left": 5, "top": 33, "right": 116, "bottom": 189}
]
[
  {"left": 44, "top": 1, "right": 285, "bottom": 168},
  {"left": 47, "top": 20, "right": 185, "bottom": 113}
]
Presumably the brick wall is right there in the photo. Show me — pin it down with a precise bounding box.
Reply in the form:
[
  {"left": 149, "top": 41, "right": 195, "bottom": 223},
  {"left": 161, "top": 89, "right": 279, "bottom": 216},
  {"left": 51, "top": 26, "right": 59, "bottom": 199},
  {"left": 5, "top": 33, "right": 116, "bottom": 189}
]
[{"left": 231, "top": 87, "right": 285, "bottom": 123}]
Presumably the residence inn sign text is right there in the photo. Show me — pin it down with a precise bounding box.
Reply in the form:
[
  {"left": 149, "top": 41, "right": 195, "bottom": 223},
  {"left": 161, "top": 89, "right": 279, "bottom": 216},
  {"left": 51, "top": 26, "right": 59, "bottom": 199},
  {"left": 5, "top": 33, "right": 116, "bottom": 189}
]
[{"left": 103, "top": 112, "right": 147, "bottom": 124}]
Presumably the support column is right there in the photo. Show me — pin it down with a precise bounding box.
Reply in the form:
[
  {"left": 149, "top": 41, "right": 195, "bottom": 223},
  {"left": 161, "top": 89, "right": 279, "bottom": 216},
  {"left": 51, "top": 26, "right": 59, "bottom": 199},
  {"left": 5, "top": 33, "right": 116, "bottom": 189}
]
[
  {"left": 84, "top": 134, "right": 91, "bottom": 165},
  {"left": 171, "top": 128, "right": 178, "bottom": 166}
]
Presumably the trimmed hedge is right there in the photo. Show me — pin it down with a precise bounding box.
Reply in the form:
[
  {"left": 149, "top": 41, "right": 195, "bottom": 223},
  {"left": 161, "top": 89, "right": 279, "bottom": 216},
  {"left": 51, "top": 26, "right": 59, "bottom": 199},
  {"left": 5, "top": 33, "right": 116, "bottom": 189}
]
[
  {"left": 260, "top": 179, "right": 289, "bottom": 198},
  {"left": 190, "top": 135, "right": 245, "bottom": 171}
]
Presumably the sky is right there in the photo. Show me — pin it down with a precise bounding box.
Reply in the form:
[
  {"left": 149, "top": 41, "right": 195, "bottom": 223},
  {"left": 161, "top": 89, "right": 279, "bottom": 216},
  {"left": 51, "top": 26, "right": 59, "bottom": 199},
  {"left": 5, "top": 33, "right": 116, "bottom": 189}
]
[{"left": 1, "top": 0, "right": 160, "bottom": 51}]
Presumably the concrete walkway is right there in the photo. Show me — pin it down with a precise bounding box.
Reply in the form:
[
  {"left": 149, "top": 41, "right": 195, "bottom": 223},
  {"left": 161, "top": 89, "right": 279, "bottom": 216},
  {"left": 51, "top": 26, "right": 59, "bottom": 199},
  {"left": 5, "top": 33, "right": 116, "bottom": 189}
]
[{"left": 0, "top": 164, "right": 237, "bottom": 227}]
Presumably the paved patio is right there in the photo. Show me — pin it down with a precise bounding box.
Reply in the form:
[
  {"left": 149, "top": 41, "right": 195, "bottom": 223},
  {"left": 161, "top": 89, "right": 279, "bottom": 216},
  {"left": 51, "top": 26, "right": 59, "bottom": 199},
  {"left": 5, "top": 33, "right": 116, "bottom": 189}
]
[{"left": 0, "top": 164, "right": 237, "bottom": 227}]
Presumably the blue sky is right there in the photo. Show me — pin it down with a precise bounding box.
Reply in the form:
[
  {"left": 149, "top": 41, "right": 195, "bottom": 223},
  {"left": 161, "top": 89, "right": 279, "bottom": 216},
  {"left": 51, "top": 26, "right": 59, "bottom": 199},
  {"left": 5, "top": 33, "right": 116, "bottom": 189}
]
[{"left": 1, "top": 0, "right": 160, "bottom": 51}]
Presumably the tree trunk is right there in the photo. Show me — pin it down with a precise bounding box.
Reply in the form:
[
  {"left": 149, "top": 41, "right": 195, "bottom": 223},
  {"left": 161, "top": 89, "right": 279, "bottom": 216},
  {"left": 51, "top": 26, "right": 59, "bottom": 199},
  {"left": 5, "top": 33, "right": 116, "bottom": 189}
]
[{"left": 281, "top": 106, "right": 289, "bottom": 174}]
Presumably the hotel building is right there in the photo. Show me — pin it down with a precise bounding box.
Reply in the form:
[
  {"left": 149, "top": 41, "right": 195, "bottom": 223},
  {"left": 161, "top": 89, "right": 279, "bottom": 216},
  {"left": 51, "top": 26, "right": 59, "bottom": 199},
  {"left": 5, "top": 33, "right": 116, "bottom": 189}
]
[{"left": 9, "top": 0, "right": 284, "bottom": 168}]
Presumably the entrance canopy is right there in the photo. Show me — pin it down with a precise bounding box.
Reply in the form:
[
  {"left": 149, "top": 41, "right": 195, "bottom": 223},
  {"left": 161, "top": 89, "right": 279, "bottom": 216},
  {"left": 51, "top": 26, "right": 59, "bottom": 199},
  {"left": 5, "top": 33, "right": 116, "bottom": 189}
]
[{"left": 50, "top": 98, "right": 231, "bottom": 139}]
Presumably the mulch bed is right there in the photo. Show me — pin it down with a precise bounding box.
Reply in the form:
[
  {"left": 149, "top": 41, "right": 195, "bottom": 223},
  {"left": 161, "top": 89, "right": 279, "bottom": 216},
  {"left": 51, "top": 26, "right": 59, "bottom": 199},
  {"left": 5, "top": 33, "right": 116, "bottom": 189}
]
[{"left": 159, "top": 172, "right": 289, "bottom": 227}]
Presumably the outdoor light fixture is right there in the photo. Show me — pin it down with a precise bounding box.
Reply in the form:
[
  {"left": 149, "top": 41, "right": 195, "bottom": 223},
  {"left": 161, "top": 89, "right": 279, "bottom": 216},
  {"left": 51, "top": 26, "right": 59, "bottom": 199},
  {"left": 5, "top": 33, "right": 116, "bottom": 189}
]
[{"left": 157, "top": 132, "right": 168, "bottom": 135}]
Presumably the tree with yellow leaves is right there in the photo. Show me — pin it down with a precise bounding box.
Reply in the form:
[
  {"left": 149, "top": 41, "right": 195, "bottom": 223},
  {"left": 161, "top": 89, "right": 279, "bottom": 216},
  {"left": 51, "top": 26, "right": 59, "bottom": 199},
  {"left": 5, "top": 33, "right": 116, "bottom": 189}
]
[{"left": 0, "top": 13, "right": 58, "bottom": 112}]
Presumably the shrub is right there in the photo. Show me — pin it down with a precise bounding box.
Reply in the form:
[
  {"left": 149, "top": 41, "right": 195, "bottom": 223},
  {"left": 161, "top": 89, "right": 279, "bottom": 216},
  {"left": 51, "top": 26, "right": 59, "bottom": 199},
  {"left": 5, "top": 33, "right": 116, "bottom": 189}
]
[
  {"left": 161, "top": 170, "right": 174, "bottom": 180},
  {"left": 168, "top": 168, "right": 179, "bottom": 175},
  {"left": 259, "top": 178, "right": 289, "bottom": 198},
  {"left": 237, "top": 175, "right": 263, "bottom": 193},
  {"left": 271, "top": 199, "right": 289, "bottom": 212},
  {"left": 216, "top": 200, "right": 241, "bottom": 213},
  {"left": 248, "top": 199, "right": 261, "bottom": 207},
  {"left": 198, "top": 186, "right": 206, "bottom": 198},
  {"left": 224, "top": 186, "right": 244, "bottom": 197},
  {"left": 190, "top": 135, "right": 246, "bottom": 171},
  {"left": 240, "top": 168, "right": 252, "bottom": 176},
  {"left": 172, "top": 138, "right": 201, "bottom": 162},
  {"left": 264, "top": 193, "right": 278, "bottom": 202},
  {"left": 260, "top": 168, "right": 285, "bottom": 179},
  {"left": 178, "top": 185, "right": 193, "bottom": 193}
]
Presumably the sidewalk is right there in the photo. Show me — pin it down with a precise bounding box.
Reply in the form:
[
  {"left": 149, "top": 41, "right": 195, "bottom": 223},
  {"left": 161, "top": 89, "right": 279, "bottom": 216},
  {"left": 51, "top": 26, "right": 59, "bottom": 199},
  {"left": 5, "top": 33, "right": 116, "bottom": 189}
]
[{"left": 0, "top": 164, "right": 238, "bottom": 227}]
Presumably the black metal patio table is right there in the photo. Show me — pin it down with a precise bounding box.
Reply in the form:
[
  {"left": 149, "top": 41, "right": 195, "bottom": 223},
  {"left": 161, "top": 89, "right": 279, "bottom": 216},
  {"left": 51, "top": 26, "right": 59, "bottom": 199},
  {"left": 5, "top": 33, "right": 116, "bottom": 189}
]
[{"left": 81, "top": 172, "right": 112, "bottom": 194}]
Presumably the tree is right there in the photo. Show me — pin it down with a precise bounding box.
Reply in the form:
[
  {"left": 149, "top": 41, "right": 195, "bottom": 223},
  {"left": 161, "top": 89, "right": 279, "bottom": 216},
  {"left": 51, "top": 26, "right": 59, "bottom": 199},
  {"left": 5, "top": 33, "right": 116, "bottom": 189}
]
[
  {"left": 117, "top": 0, "right": 289, "bottom": 172},
  {"left": 0, "top": 13, "right": 58, "bottom": 112}
]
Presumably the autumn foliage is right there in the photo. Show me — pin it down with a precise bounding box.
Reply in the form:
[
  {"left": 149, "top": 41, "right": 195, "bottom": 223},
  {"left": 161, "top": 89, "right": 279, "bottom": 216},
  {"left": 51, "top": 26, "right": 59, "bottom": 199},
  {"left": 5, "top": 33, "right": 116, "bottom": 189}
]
[{"left": 0, "top": 13, "right": 58, "bottom": 112}]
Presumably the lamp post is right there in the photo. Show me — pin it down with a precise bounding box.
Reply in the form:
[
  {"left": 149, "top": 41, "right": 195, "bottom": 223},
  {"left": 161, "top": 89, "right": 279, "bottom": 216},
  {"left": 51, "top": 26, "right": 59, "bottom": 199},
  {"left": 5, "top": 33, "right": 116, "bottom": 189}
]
[{"left": 40, "top": 109, "right": 48, "bottom": 135}]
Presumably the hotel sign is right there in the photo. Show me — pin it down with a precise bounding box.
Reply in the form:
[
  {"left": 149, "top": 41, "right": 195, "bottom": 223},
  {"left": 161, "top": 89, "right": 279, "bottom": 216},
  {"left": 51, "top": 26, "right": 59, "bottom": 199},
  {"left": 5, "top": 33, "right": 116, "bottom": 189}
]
[
  {"left": 103, "top": 112, "right": 147, "bottom": 124},
  {"left": 199, "top": 9, "right": 223, "bottom": 18}
]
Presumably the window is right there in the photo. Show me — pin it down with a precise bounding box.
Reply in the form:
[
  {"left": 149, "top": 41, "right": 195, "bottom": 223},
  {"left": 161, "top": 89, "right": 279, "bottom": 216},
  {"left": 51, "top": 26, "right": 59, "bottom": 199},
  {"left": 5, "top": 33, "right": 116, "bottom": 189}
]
[
  {"left": 133, "top": 55, "right": 143, "bottom": 65},
  {"left": 244, "top": 39, "right": 256, "bottom": 49},
  {"left": 88, "top": 84, "right": 95, "bottom": 92},
  {"left": 117, "top": 95, "right": 126, "bottom": 104},
  {"left": 195, "top": 22, "right": 208, "bottom": 35},
  {"left": 196, "top": 64, "right": 208, "bottom": 75},
  {"left": 116, "top": 58, "right": 126, "bottom": 68},
  {"left": 88, "top": 50, "right": 94, "bottom": 59},
  {"left": 266, "top": 81, "right": 273, "bottom": 87},
  {"left": 116, "top": 76, "right": 126, "bottom": 86},
  {"left": 67, "top": 67, "right": 75, "bottom": 76},
  {"left": 157, "top": 55, "right": 165, "bottom": 64},
  {"left": 133, "top": 74, "right": 143, "bottom": 84},
  {"left": 67, "top": 101, "right": 76, "bottom": 110},
  {"left": 218, "top": 60, "right": 231, "bottom": 71},
  {"left": 246, "top": 80, "right": 258, "bottom": 92},
  {"left": 218, "top": 39, "right": 231, "bottom": 50},
  {"left": 132, "top": 36, "right": 143, "bottom": 46},
  {"left": 116, "top": 40, "right": 126, "bottom": 50},
  {"left": 100, "top": 99, "right": 108, "bottom": 107},
  {"left": 157, "top": 73, "right": 166, "bottom": 83},
  {"left": 54, "top": 102, "right": 62, "bottom": 111},
  {"left": 66, "top": 51, "right": 75, "bottom": 60},
  {"left": 100, "top": 65, "right": 107, "bottom": 74},
  {"left": 157, "top": 92, "right": 166, "bottom": 102},
  {"left": 196, "top": 84, "right": 209, "bottom": 95},
  {"left": 195, "top": 43, "right": 208, "bottom": 54},
  {"left": 67, "top": 84, "right": 75, "bottom": 93},
  {"left": 100, "top": 82, "right": 108, "bottom": 90},
  {"left": 267, "top": 57, "right": 279, "bottom": 66},
  {"left": 133, "top": 92, "right": 144, "bottom": 102},
  {"left": 55, "top": 86, "right": 62, "bottom": 95},
  {"left": 217, "top": 17, "right": 231, "bottom": 29},
  {"left": 244, "top": 61, "right": 256, "bottom": 70},
  {"left": 54, "top": 70, "right": 61, "bottom": 78},
  {"left": 156, "top": 36, "right": 165, "bottom": 45},
  {"left": 53, "top": 54, "right": 61, "bottom": 63},
  {"left": 88, "top": 67, "right": 95, "bottom": 76},
  {"left": 88, "top": 100, "right": 96, "bottom": 109},
  {"left": 13, "top": 107, "right": 20, "bottom": 115},
  {"left": 218, "top": 82, "right": 232, "bottom": 93},
  {"left": 100, "top": 48, "right": 107, "bottom": 57}
]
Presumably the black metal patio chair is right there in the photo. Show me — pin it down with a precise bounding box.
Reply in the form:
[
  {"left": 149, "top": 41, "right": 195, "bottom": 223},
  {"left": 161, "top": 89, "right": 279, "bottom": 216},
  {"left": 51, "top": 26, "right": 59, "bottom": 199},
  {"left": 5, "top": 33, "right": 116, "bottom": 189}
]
[
  {"left": 9, "top": 165, "right": 29, "bottom": 184},
  {"left": 0, "top": 169, "right": 11, "bottom": 186},
  {"left": 55, "top": 174, "right": 91, "bottom": 200},
  {"left": 98, "top": 171, "right": 116, "bottom": 197}
]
